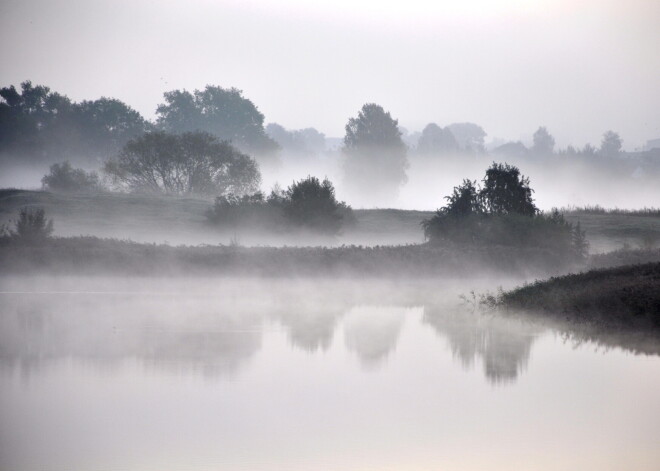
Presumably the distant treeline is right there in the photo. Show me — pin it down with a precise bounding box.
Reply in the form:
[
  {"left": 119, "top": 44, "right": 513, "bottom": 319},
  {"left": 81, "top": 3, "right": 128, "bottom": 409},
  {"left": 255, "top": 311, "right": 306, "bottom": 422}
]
[{"left": 3, "top": 80, "right": 657, "bottom": 169}]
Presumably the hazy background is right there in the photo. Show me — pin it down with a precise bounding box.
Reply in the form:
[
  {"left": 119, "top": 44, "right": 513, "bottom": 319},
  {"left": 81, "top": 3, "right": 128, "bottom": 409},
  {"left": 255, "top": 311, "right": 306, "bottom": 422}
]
[{"left": 1, "top": 0, "right": 658, "bottom": 149}]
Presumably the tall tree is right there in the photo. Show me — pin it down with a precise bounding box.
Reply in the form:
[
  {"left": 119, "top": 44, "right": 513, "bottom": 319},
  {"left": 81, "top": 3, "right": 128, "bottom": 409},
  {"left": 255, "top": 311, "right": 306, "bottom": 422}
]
[
  {"left": 531, "top": 126, "right": 555, "bottom": 156},
  {"left": 480, "top": 162, "right": 538, "bottom": 216},
  {"left": 342, "top": 103, "right": 408, "bottom": 205},
  {"left": 599, "top": 130, "right": 622, "bottom": 158},
  {"left": 156, "top": 85, "right": 278, "bottom": 157},
  {"left": 447, "top": 122, "right": 486, "bottom": 153}
]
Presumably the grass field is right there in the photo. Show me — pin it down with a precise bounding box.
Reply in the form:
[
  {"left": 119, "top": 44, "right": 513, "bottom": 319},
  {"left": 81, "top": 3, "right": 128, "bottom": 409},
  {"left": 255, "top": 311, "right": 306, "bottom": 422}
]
[{"left": 2, "top": 189, "right": 659, "bottom": 251}]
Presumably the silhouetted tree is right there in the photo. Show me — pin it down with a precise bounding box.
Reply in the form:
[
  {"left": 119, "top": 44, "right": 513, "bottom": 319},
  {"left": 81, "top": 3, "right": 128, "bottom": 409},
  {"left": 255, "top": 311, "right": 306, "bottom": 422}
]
[
  {"left": 480, "top": 163, "right": 538, "bottom": 216},
  {"left": 447, "top": 122, "right": 486, "bottom": 153},
  {"left": 283, "top": 176, "right": 351, "bottom": 234},
  {"left": 104, "top": 131, "right": 261, "bottom": 196},
  {"left": 266, "top": 123, "right": 326, "bottom": 156},
  {"left": 156, "top": 85, "right": 278, "bottom": 157},
  {"left": 10, "top": 207, "right": 53, "bottom": 241},
  {"left": 531, "top": 126, "right": 555, "bottom": 156},
  {"left": 416, "top": 123, "right": 459, "bottom": 155},
  {"left": 42, "top": 161, "right": 101, "bottom": 193},
  {"left": 0, "top": 81, "right": 149, "bottom": 163},
  {"left": 492, "top": 141, "right": 529, "bottom": 158},
  {"left": 599, "top": 130, "right": 622, "bottom": 158},
  {"left": 342, "top": 103, "right": 408, "bottom": 204}
]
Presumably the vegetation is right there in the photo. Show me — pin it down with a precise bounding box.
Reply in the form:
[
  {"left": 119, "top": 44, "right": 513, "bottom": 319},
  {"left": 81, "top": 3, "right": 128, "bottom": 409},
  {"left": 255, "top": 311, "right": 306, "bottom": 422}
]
[
  {"left": 422, "top": 163, "right": 586, "bottom": 258},
  {"left": 104, "top": 131, "right": 261, "bottom": 197},
  {"left": 342, "top": 103, "right": 408, "bottom": 204},
  {"left": 206, "top": 176, "right": 353, "bottom": 235},
  {"left": 0, "top": 81, "right": 149, "bottom": 164},
  {"left": 1, "top": 206, "right": 53, "bottom": 242},
  {"left": 497, "top": 263, "right": 660, "bottom": 331},
  {"left": 156, "top": 85, "right": 278, "bottom": 157},
  {"left": 42, "top": 161, "right": 101, "bottom": 193}
]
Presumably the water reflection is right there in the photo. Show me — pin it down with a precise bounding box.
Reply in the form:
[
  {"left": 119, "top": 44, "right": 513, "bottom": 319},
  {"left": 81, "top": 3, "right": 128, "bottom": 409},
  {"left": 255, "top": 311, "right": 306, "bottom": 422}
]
[
  {"left": 0, "top": 279, "right": 654, "bottom": 385},
  {"left": 423, "top": 308, "right": 539, "bottom": 384}
]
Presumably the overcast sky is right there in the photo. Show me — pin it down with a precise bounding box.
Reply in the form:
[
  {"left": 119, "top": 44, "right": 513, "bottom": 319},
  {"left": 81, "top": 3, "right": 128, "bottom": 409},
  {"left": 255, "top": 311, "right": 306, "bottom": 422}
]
[{"left": 2, "top": 0, "right": 658, "bottom": 149}]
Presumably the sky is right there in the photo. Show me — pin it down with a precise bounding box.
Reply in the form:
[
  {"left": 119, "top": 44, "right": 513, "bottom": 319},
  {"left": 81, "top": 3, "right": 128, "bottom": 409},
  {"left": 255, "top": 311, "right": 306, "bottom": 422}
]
[{"left": 1, "top": 0, "right": 659, "bottom": 149}]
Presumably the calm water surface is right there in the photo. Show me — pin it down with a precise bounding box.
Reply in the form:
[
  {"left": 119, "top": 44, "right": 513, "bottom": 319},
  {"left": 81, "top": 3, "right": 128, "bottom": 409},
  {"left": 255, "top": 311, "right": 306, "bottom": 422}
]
[{"left": 1, "top": 277, "right": 659, "bottom": 471}]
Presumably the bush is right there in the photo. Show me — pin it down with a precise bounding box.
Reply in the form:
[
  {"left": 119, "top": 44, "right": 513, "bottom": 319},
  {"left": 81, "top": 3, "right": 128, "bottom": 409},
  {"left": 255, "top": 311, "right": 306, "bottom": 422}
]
[
  {"left": 8, "top": 207, "right": 54, "bottom": 242},
  {"left": 422, "top": 163, "right": 586, "bottom": 259},
  {"left": 206, "top": 176, "right": 353, "bottom": 235},
  {"left": 41, "top": 161, "right": 101, "bottom": 193}
]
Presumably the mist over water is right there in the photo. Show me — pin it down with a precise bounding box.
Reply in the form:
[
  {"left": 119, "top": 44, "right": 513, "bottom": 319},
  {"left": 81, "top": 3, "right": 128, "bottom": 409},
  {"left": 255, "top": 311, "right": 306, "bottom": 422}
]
[{"left": 1, "top": 276, "right": 659, "bottom": 471}]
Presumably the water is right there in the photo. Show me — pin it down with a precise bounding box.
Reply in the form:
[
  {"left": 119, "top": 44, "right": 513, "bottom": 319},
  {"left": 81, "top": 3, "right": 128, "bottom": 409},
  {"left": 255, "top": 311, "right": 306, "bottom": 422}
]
[{"left": 1, "top": 277, "right": 659, "bottom": 471}]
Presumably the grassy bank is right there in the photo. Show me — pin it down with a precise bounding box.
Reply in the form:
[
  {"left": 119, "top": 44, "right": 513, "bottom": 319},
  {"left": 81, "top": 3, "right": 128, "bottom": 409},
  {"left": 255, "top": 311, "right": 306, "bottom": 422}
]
[
  {"left": 3, "top": 190, "right": 660, "bottom": 250},
  {"left": 498, "top": 263, "right": 660, "bottom": 332},
  {"left": 0, "top": 236, "right": 582, "bottom": 278}
]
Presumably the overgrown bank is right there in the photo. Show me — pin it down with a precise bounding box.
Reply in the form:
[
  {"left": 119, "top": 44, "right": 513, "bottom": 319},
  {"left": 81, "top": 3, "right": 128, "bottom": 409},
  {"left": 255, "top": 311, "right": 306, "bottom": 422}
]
[{"left": 498, "top": 263, "right": 660, "bottom": 332}]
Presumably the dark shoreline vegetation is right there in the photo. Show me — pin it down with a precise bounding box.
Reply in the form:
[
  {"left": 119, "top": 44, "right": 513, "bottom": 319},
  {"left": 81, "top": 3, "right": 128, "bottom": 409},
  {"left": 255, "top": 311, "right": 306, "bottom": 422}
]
[{"left": 495, "top": 263, "right": 660, "bottom": 334}]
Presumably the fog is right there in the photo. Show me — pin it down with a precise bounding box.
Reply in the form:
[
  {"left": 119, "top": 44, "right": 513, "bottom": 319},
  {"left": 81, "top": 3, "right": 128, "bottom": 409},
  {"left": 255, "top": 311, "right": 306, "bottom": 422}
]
[
  {"left": 1, "top": 276, "right": 659, "bottom": 470},
  {"left": 1, "top": 1, "right": 659, "bottom": 469}
]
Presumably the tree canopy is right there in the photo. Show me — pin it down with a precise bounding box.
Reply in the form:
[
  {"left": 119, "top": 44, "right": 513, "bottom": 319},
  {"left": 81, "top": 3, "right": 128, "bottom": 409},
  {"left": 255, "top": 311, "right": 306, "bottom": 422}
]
[
  {"left": 156, "top": 85, "right": 278, "bottom": 157},
  {"left": 416, "top": 123, "right": 458, "bottom": 155},
  {"left": 531, "top": 126, "right": 555, "bottom": 156},
  {"left": 600, "top": 130, "right": 622, "bottom": 158},
  {"left": 104, "top": 131, "right": 261, "bottom": 197},
  {"left": 342, "top": 103, "right": 408, "bottom": 204},
  {"left": 0, "top": 81, "right": 149, "bottom": 163}
]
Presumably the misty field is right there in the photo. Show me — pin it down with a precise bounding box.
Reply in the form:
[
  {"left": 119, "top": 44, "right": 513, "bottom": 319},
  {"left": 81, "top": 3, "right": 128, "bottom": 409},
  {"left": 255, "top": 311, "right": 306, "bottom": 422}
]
[{"left": 3, "top": 189, "right": 660, "bottom": 251}]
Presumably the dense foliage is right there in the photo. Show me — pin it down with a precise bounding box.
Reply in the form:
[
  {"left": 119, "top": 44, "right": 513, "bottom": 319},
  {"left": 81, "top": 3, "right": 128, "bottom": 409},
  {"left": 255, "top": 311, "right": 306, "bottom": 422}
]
[
  {"left": 1, "top": 207, "right": 54, "bottom": 242},
  {"left": 104, "top": 131, "right": 261, "bottom": 197},
  {"left": 342, "top": 103, "right": 408, "bottom": 204},
  {"left": 156, "top": 85, "right": 278, "bottom": 157},
  {"left": 0, "top": 81, "right": 149, "bottom": 163},
  {"left": 207, "top": 176, "right": 353, "bottom": 235},
  {"left": 42, "top": 161, "right": 101, "bottom": 193},
  {"left": 422, "top": 163, "right": 587, "bottom": 258}
]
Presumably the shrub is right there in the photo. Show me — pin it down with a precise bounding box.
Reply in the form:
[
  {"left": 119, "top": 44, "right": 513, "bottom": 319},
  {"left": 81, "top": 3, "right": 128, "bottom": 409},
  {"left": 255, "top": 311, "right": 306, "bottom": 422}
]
[
  {"left": 9, "top": 207, "right": 54, "bottom": 242},
  {"left": 41, "top": 161, "right": 101, "bottom": 193},
  {"left": 206, "top": 176, "right": 353, "bottom": 235}
]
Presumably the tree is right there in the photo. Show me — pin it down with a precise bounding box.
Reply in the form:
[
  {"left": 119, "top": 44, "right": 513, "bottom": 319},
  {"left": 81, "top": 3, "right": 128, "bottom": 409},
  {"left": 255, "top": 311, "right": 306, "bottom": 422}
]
[
  {"left": 42, "top": 161, "right": 101, "bottom": 193},
  {"left": 1, "top": 81, "right": 150, "bottom": 164},
  {"left": 447, "top": 122, "right": 486, "bottom": 153},
  {"left": 266, "top": 123, "right": 326, "bottom": 156},
  {"left": 283, "top": 176, "right": 350, "bottom": 234},
  {"left": 104, "top": 131, "right": 261, "bottom": 196},
  {"left": 416, "top": 123, "right": 458, "bottom": 155},
  {"left": 10, "top": 207, "right": 54, "bottom": 242},
  {"left": 531, "top": 126, "right": 555, "bottom": 156},
  {"left": 480, "top": 162, "right": 538, "bottom": 216},
  {"left": 342, "top": 103, "right": 408, "bottom": 205},
  {"left": 599, "top": 130, "right": 622, "bottom": 158},
  {"left": 156, "top": 85, "right": 278, "bottom": 157}
]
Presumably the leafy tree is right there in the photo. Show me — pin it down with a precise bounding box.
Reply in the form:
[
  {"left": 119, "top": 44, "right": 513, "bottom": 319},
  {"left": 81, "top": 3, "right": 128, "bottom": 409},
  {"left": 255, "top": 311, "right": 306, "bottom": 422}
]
[
  {"left": 104, "top": 131, "right": 261, "bottom": 196},
  {"left": 531, "top": 126, "right": 555, "bottom": 156},
  {"left": 447, "top": 122, "right": 486, "bottom": 153},
  {"left": 10, "top": 207, "right": 54, "bottom": 241},
  {"left": 342, "top": 103, "right": 408, "bottom": 204},
  {"left": 42, "top": 161, "right": 101, "bottom": 193},
  {"left": 416, "top": 123, "right": 458, "bottom": 155},
  {"left": 480, "top": 162, "right": 538, "bottom": 216},
  {"left": 283, "top": 176, "right": 351, "bottom": 234},
  {"left": 266, "top": 123, "right": 326, "bottom": 156},
  {"left": 599, "top": 130, "right": 622, "bottom": 158},
  {"left": 1, "top": 81, "right": 150, "bottom": 163},
  {"left": 156, "top": 85, "right": 278, "bottom": 157},
  {"left": 492, "top": 141, "right": 529, "bottom": 158}
]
